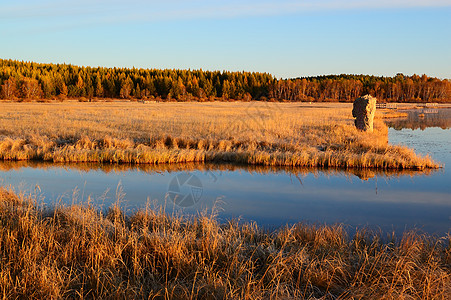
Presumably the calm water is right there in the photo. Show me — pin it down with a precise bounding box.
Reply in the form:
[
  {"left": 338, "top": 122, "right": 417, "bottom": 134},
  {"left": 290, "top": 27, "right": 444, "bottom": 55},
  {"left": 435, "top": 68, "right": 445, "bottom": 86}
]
[{"left": 1, "top": 108, "right": 450, "bottom": 236}]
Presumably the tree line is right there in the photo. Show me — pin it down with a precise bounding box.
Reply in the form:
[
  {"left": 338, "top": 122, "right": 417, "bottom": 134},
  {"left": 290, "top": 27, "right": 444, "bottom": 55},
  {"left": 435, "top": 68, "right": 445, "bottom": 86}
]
[
  {"left": 274, "top": 74, "right": 451, "bottom": 103},
  {"left": 1, "top": 59, "right": 450, "bottom": 102}
]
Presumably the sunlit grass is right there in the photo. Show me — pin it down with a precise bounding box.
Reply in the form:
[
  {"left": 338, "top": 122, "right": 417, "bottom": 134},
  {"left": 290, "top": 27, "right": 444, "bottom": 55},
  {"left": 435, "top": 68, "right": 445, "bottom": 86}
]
[
  {"left": 0, "top": 101, "right": 438, "bottom": 169},
  {"left": 0, "top": 187, "right": 449, "bottom": 299}
]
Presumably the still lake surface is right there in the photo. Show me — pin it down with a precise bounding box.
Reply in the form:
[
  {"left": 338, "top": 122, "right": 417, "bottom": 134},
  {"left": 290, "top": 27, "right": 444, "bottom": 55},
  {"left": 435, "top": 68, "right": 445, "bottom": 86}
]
[{"left": 1, "top": 108, "right": 450, "bottom": 236}]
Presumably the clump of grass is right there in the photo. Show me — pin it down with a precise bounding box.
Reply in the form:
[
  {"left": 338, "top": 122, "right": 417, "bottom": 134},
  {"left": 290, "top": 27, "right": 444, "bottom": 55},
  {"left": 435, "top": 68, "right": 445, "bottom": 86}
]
[{"left": 0, "top": 187, "right": 449, "bottom": 299}]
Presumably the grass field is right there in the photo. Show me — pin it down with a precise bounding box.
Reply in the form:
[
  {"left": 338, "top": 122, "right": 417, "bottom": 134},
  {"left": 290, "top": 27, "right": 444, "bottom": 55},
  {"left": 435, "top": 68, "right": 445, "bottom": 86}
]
[
  {"left": 0, "top": 187, "right": 449, "bottom": 299},
  {"left": 0, "top": 100, "right": 438, "bottom": 169}
]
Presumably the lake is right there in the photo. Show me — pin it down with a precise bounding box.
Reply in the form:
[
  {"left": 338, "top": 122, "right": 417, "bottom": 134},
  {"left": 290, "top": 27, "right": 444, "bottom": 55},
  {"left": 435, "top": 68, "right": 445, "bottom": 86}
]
[{"left": 1, "top": 108, "right": 450, "bottom": 236}]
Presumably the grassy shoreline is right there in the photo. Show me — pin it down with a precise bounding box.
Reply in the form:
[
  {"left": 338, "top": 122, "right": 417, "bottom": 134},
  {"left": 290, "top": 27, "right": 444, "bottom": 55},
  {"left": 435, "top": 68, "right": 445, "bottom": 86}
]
[
  {"left": 0, "top": 101, "right": 439, "bottom": 169},
  {"left": 0, "top": 187, "right": 449, "bottom": 299}
]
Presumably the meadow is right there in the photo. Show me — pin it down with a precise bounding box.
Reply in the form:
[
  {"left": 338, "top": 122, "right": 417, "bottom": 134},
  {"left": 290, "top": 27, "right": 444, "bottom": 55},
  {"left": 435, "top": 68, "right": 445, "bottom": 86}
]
[{"left": 0, "top": 101, "right": 438, "bottom": 169}]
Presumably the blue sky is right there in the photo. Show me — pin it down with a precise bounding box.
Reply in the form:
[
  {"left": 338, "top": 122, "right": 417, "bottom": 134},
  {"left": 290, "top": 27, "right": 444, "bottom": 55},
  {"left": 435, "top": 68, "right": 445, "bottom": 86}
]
[{"left": 1, "top": 0, "right": 450, "bottom": 79}]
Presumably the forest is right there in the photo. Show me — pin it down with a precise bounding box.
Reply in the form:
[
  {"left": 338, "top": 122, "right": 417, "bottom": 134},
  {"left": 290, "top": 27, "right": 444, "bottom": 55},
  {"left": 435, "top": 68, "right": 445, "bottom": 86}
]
[{"left": 1, "top": 59, "right": 450, "bottom": 102}]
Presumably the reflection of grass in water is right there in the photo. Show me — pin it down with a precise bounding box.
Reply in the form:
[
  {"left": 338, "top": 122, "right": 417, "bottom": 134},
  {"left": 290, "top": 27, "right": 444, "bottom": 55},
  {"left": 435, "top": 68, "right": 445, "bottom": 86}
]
[
  {"left": 0, "top": 160, "right": 438, "bottom": 180},
  {"left": 0, "top": 187, "right": 449, "bottom": 299},
  {"left": 0, "top": 102, "right": 439, "bottom": 169},
  {"left": 386, "top": 109, "right": 451, "bottom": 130}
]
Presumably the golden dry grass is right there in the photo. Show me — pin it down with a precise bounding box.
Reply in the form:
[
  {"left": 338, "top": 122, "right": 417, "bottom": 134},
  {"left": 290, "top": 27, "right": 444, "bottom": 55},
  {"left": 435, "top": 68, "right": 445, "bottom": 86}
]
[
  {"left": 0, "top": 187, "right": 449, "bottom": 299},
  {"left": 0, "top": 101, "right": 438, "bottom": 169}
]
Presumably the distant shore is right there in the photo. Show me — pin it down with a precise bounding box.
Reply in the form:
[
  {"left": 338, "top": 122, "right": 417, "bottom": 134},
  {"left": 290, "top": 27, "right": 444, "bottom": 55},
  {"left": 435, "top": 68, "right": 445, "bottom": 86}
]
[{"left": 2, "top": 59, "right": 451, "bottom": 103}]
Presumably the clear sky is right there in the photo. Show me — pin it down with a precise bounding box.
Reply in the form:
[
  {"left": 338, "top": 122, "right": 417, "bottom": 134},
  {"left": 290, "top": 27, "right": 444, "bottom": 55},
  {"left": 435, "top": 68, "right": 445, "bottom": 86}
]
[{"left": 1, "top": 0, "right": 450, "bottom": 79}]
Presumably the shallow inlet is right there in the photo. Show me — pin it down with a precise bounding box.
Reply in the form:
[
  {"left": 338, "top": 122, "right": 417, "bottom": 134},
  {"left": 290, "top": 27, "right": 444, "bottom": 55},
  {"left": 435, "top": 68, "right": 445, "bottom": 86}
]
[{"left": 1, "top": 108, "right": 450, "bottom": 236}]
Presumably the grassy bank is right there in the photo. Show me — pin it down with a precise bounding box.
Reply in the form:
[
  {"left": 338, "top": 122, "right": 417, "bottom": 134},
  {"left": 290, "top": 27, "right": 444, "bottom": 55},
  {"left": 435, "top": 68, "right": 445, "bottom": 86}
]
[
  {"left": 0, "top": 101, "right": 438, "bottom": 169},
  {"left": 0, "top": 187, "right": 449, "bottom": 299}
]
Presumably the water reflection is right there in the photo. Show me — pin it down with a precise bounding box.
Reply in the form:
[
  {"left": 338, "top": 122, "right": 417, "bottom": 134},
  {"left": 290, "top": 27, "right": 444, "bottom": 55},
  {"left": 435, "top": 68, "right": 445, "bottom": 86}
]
[
  {"left": 386, "top": 107, "right": 451, "bottom": 130},
  {"left": 0, "top": 159, "right": 448, "bottom": 236},
  {"left": 0, "top": 160, "right": 437, "bottom": 180}
]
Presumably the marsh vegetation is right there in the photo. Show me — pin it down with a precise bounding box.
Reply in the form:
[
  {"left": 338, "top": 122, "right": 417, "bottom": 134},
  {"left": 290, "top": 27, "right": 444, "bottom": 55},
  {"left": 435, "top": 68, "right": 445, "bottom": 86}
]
[
  {"left": 0, "top": 187, "right": 449, "bottom": 299},
  {"left": 0, "top": 102, "right": 438, "bottom": 169}
]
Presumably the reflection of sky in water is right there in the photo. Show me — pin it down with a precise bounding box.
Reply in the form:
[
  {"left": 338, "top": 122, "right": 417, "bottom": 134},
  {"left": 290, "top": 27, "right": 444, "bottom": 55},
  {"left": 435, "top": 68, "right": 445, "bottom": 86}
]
[{"left": 0, "top": 109, "right": 450, "bottom": 236}]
